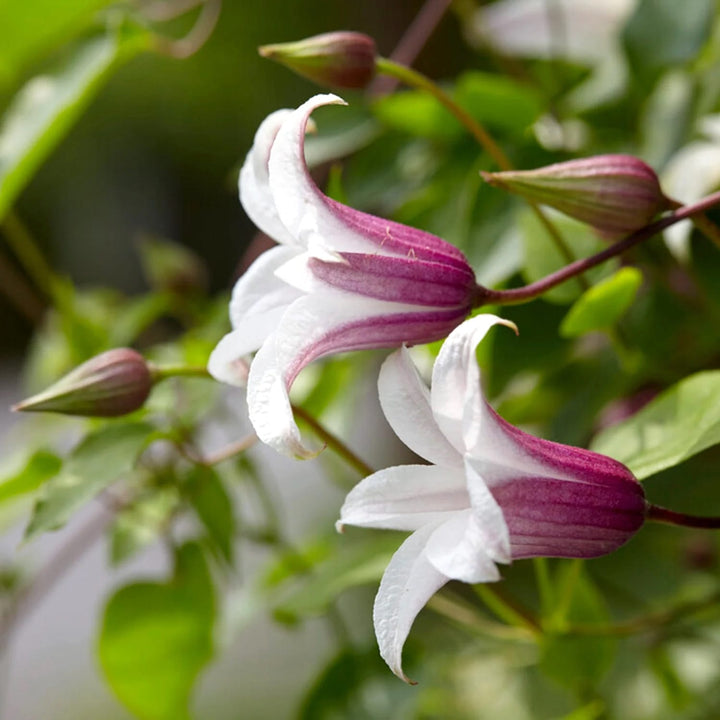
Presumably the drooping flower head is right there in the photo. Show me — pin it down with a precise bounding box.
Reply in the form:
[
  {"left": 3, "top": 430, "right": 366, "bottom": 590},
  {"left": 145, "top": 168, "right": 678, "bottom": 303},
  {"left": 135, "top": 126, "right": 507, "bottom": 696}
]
[
  {"left": 338, "top": 314, "right": 647, "bottom": 681},
  {"left": 209, "top": 94, "right": 485, "bottom": 457}
]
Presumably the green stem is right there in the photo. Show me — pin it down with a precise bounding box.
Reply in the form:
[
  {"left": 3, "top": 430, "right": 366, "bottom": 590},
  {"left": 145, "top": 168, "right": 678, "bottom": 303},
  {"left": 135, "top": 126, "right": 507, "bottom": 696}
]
[
  {"left": 533, "top": 558, "right": 554, "bottom": 616},
  {"left": 149, "top": 363, "right": 212, "bottom": 382},
  {"left": 1, "top": 211, "right": 59, "bottom": 302},
  {"left": 292, "top": 403, "right": 374, "bottom": 478},
  {"left": 473, "top": 584, "right": 541, "bottom": 634},
  {"left": 374, "top": 56, "right": 583, "bottom": 284}
]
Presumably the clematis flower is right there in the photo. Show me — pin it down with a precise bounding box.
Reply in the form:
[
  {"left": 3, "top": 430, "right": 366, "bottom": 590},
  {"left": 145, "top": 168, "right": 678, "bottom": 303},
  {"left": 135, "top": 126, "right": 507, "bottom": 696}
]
[
  {"left": 209, "top": 94, "right": 485, "bottom": 457},
  {"left": 338, "top": 314, "right": 647, "bottom": 681}
]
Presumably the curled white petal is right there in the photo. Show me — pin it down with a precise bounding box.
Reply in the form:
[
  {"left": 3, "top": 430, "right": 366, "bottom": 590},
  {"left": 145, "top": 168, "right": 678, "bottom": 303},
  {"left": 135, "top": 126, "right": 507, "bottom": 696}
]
[
  {"left": 430, "top": 315, "right": 517, "bottom": 453},
  {"left": 378, "top": 348, "right": 463, "bottom": 468},
  {"left": 268, "top": 94, "right": 396, "bottom": 256},
  {"left": 373, "top": 522, "right": 449, "bottom": 682},
  {"left": 239, "top": 109, "right": 297, "bottom": 246},
  {"left": 338, "top": 464, "right": 468, "bottom": 532}
]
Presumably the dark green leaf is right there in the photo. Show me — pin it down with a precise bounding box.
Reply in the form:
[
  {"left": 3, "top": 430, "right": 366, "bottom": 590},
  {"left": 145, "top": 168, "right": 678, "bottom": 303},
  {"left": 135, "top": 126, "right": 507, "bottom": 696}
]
[
  {"left": 560, "top": 267, "right": 643, "bottom": 337},
  {"left": 26, "top": 422, "right": 153, "bottom": 538},
  {"left": 591, "top": 371, "right": 720, "bottom": 479},
  {"left": 187, "top": 466, "right": 235, "bottom": 564},
  {"left": 539, "top": 563, "right": 616, "bottom": 692},
  {"left": 624, "top": 0, "right": 714, "bottom": 81},
  {"left": 98, "top": 542, "right": 215, "bottom": 720}
]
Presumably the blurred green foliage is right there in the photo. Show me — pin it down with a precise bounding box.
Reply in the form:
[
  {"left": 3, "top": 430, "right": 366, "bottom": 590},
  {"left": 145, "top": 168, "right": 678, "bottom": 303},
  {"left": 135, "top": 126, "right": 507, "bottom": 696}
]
[{"left": 2, "top": 0, "right": 720, "bottom": 719}]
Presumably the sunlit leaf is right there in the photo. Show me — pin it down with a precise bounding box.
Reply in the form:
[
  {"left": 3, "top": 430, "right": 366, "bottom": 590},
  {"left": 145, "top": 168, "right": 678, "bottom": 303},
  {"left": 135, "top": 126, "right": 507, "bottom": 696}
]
[
  {"left": 0, "top": 27, "right": 150, "bottom": 221},
  {"left": 0, "top": 0, "right": 118, "bottom": 89},
  {"left": 0, "top": 450, "right": 61, "bottom": 504},
  {"left": 98, "top": 542, "right": 215, "bottom": 720},
  {"left": 560, "top": 267, "right": 643, "bottom": 337},
  {"left": 25, "top": 422, "right": 153, "bottom": 539},
  {"left": 592, "top": 370, "right": 720, "bottom": 479}
]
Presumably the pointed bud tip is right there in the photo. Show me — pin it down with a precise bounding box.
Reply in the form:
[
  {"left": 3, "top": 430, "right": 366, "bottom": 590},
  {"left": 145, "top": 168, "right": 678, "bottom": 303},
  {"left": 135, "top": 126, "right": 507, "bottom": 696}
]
[
  {"left": 14, "top": 348, "right": 153, "bottom": 418},
  {"left": 258, "top": 32, "right": 377, "bottom": 90}
]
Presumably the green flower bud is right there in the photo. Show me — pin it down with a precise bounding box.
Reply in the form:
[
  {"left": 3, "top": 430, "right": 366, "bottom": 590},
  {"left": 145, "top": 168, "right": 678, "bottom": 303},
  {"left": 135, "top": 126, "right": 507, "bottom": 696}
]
[
  {"left": 13, "top": 349, "right": 152, "bottom": 417},
  {"left": 482, "top": 155, "right": 671, "bottom": 236},
  {"left": 259, "top": 32, "right": 377, "bottom": 89}
]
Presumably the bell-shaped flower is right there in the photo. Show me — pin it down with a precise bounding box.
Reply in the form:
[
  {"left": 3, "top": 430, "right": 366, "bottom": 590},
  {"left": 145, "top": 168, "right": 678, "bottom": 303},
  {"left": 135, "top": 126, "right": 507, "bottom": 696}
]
[
  {"left": 338, "top": 314, "right": 647, "bottom": 681},
  {"left": 209, "top": 94, "right": 485, "bottom": 457}
]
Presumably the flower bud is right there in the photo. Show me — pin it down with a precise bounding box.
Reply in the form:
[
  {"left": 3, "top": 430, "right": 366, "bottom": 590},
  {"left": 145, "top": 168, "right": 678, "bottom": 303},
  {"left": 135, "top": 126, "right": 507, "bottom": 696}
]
[
  {"left": 259, "top": 32, "right": 377, "bottom": 89},
  {"left": 482, "top": 154, "right": 671, "bottom": 236},
  {"left": 13, "top": 349, "right": 153, "bottom": 417}
]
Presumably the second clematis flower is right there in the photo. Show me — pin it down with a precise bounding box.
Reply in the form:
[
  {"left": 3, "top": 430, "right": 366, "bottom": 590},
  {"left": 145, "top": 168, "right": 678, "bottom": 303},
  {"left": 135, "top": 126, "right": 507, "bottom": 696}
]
[
  {"left": 338, "top": 314, "right": 647, "bottom": 682},
  {"left": 209, "top": 94, "right": 486, "bottom": 457}
]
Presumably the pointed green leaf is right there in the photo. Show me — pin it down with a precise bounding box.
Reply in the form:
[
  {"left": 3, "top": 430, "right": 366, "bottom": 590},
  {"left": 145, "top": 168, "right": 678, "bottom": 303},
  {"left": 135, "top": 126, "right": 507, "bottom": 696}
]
[
  {"left": 187, "top": 466, "right": 235, "bottom": 564},
  {"left": 592, "top": 370, "right": 720, "bottom": 479},
  {"left": 560, "top": 267, "right": 643, "bottom": 337},
  {"left": 25, "top": 422, "right": 153, "bottom": 539},
  {"left": 99, "top": 542, "right": 215, "bottom": 720}
]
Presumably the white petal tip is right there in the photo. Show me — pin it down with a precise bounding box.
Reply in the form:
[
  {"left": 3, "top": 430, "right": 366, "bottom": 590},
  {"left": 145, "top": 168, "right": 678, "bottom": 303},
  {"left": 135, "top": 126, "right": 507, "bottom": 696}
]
[{"left": 335, "top": 520, "right": 345, "bottom": 534}]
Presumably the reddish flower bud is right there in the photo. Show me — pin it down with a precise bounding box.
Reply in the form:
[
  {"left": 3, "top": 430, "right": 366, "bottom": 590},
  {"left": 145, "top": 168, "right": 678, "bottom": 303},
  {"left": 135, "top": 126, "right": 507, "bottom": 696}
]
[
  {"left": 259, "top": 32, "right": 377, "bottom": 89},
  {"left": 482, "top": 154, "right": 671, "bottom": 236},
  {"left": 13, "top": 349, "right": 152, "bottom": 417}
]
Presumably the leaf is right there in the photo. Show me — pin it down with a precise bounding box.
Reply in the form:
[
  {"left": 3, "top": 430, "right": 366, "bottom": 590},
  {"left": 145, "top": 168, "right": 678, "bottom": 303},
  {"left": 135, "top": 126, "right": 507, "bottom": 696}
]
[
  {"left": 110, "top": 487, "right": 180, "bottom": 565},
  {"left": 454, "top": 71, "right": 543, "bottom": 134},
  {"left": 0, "top": 27, "right": 150, "bottom": 221},
  {"left": 520, "top": 209, "right": 613, "bottom": 304},
  {"left": 560, "top": 267, "right": 643, "bottom": 337},
  {"left": 187, "top": 466, "right": 235, "bottom": 565},
  {"left": 299, "top": 646, "right": 417, "bottom": 720},
  {"left": 98, "top": 542, "right": 215, "bottom": 720},
  {"left": 373, "top": 91, "right": 462, "bottom": 140},
  {"left": 0, "top": 450, "right": 61, "bottom": 504},
  {"left": 0, "top": 0, "right": 118, "bottom": 89},
  {"left": 25, "top": 422, "right": 153, "bottom": 539},
  {"left": 623, "top": 0, "right": 714, "bottom": 81},
  {"left": 539, "top": 564, "right": 616, "bottom": 692},
  {"left": 272, "top": 532, "right": 400, "bottom": 624},
  {"left": 591, "top": 371, "right": 720, "bottom": 479}
]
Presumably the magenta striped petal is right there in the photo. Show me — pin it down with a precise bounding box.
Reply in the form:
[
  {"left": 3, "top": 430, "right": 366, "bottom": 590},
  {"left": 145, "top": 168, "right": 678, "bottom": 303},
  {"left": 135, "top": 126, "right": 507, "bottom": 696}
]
[{"left": 308, "top": 252, "right": 478, "bottom": 307}]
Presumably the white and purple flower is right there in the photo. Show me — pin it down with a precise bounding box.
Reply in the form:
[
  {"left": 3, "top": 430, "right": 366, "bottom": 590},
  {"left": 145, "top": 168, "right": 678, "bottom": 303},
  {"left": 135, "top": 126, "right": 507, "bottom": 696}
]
[
  {"left": 209, "top": 94, "right": 484, "bottom": 457},
  {"left": 338, "top": 314, "right": 647, "bottom": 681}
]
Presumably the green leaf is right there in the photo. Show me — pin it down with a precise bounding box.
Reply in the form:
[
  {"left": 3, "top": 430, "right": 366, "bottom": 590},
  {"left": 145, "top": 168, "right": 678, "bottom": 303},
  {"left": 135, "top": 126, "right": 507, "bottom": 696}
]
[
  {"left": 0, "top": 0, "right": 118, "bottom": 89},
  {"left": 26, "top": 422, "right": 153, "bottom": 539},
  {"left": 0, "top": 450, "right": 61, "bottom": 504},
  {"left": 98, "top": 542, "right": 215, "bottom": 720},
  {"left": 273, "top": 532, "right": 400, "bottom": 624},
  {"left": 0, "top": 28, "right": 150, "bottom": 221},
  {"left": 591, "top": 370, "right": 720, "bottom": 479},
  {"left": 560, "top": 267, "right": 643, "bottom": 337},
  {"left": 110, "top": 487, "right": 180, "bottom": 565},
  {"left": 623, "top": 0, "right": 714, "bottom": 81},
  {"left": 539, "top": 563, "right": 616, "bottom": 692},
  {"left": 454, "top": 71, "right": 543, "bottom": 134},
  {"left": 373, "top": 90, "right": 461, "bottom": 140},
  {"left": 520, "top": 209, "right": 612, "bottom": 304},
  {"left": 187, "top": 466, "right": 235, "bottom": 565},
  {"left": 299, "top": 646, "right": 417, "bottom": 720}
]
